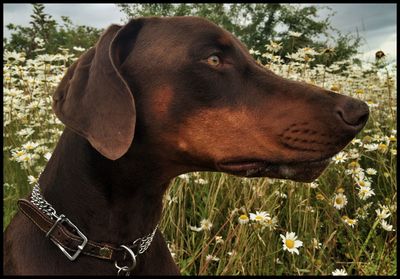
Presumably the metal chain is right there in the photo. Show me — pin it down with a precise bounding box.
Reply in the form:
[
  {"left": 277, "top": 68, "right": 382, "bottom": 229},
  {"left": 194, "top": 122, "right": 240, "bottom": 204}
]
[
  {"left": 29, "top": 183, "right": 158, "bottom": 272},
  {"left": 134, "top": 224, "right": 158, "bottom": 255},
  {"left": 30, "top": 184, "right": 58, "bottom": 219}
]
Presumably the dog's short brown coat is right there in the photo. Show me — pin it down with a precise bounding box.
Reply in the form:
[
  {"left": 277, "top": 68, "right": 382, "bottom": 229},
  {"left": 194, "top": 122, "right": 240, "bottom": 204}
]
[{"left": 4, "top": 16, "right": 368, "bottom": 275}]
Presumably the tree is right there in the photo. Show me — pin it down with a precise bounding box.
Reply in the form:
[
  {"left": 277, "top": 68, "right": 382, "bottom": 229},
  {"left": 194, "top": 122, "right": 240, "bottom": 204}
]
[
  {"left": 5, "top": 4, "right": 57, "bottom": 58},
  {"left": 4, "top": 4, "right": 102, "bottom": 59},
  {"left": 117, "top": 3, "right": 362, "bottom": 66}
]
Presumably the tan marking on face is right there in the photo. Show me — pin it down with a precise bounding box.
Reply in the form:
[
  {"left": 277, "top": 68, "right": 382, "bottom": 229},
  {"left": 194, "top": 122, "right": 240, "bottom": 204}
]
[
  {"left": 218, "top": 34, "right": 233, "bottom": 46},
  {"left": 178, "top": 139, "right": 189, "bottom": 151},
  {"left": 176, "top": 107, "right": 291, "bottom": 162}
]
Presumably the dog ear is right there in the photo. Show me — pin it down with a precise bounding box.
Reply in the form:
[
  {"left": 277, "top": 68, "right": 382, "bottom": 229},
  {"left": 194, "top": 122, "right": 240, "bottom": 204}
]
[{"left": 53, "top": 19, "right": 143, "bottom": 160}]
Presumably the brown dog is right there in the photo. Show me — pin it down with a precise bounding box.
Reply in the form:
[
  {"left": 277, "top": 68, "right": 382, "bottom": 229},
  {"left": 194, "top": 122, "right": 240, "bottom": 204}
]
[{"left": 3, "top": 16, "right": 369, "bottom": 275}]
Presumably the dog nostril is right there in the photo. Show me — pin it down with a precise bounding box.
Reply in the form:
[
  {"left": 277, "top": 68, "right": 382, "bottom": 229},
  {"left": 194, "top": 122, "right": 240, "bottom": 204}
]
[{"left": 336, "top": 99, "right": 369, "bottom": 127}]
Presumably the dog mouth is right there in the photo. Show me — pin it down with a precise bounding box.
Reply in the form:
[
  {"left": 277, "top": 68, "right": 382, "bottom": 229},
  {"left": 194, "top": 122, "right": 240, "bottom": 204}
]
[{"left": 216, "top": 157, "right": 332, "bottom": 182}]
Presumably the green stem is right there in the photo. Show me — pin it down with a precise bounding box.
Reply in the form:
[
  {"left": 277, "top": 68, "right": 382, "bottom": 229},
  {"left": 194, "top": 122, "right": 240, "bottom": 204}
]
[{"left": 348, "top": 219, "right": 380, "bottom": 273}]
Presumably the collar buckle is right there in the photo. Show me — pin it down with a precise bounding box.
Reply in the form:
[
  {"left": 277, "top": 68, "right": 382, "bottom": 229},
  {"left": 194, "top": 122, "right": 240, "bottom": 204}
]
[{"left": 46, "top": 214, "right": 88, "bottom": 261}]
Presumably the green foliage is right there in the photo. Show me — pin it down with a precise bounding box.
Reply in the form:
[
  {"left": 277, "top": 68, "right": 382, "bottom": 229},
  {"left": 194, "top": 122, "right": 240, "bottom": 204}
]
[
  {"left": 117, "top": 3, "right": 362, "bottom": 66},
  {"left": 4, "top": 4, "right": 362, "bottom": 65},
  {"left": 4, "top": 4, "right": 102, "bottom": 59}
]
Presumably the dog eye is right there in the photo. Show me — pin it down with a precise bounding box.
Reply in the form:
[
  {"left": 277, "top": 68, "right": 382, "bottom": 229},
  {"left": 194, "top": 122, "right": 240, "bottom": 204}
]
[{"left": 206, "top": 55, "right": 221, "bottom": 66}]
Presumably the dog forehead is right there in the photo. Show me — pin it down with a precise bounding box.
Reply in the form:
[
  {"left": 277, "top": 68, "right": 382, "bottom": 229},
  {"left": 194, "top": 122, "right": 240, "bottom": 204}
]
[{"left": 142, "top": 16, "right": 233, "bottom": 44}]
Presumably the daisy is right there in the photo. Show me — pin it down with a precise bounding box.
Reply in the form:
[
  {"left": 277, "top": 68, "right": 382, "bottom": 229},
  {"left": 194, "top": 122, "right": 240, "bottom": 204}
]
[
  {"left": 345, "top": 167, "right": 363, "bottom": 177},
  {"left": 195, "top": 178, "right": 208, "bottom": 185},
  {"left": 73, "top": 46, "right": 85, "bottom": 52},
  {"left": 280, "top": 232, "right": 303, "bottom": 255},
  {"left": 288, "top": 31, "right": 302, "bottom": 37},
  {"left": 365, "top": 168, "right": 377, "bottom": 175},
  {"left": 249, "top": 211, "right": 269, "bottom": 223},
  {"left": 249, "top": 49, "right": 261, "bottom": 56},
  {"left": 178, "top": 174, "right": 190, "bottom": 182},
  {"left": 11, "top": 149, "right": 27, "bottom": 161},
  {"left": 332, "top": 151, "right": 348, "bottom": 164},
  {"left": 348, "top": 148, "right": 360, "bottom": 159},
  {"left": 351, "top": 138, "right": 362, "bottom": 146},
  {"left": 332, "top": 268, "right": 348, "bottom": 275},
  {"left": 375, "top": 208, "right": 391, "bottom": 220},
  {"left": 355, "top": 179, "right": 371, "bottom": 188},
  {"left": 4, "top": 50, "right": 26, "bottom": 63},
  {"left": 357, "top": 186, "right": 375, "bottom": 200},
  {"left": 264, "top": 216, "right": 278, "bottom": 231},
  {"left": 22, "top": 141, "right": 40, "bottom": 151},
  {"left": 200, "top": 219, "right": 213, "bottom": 231},
  {"left": 27, "top": 175, "right": 38, "bottom": 185},
  {"left": 205, "top": 254, "right": 220, "bottom": 262},
  {"left": 388, "top": 135, "right": 396, "bottom": 142},
  {"left": 44, "top": 152, "right": 52, "bottom": 161},
  {"left": 342, "top": 216, "right": 358, "bottom": 227},
  {"left": 363, "top": 143, "right": 378, "bottom": 152},
  {"left": 333, "top": 193, "right": 348, "bottom": 210},
  {"left": 238, "top": 214, "right": 250, "bottom": 225},
  {"left": 215, "top": 235, "right": 224, "bottom": 244},
  {"left": 265, "top": 40, "right": 283, "bottom": 53},
  {"left": 377, "top": 143, "right": 388, "bottom": 153},
  {"left": 347, "top": 161, "right": 360, "bottom": 169},
  {"left": 380, "top": 220, "right": 394, "bottom": 232},
  {"left": 16, "top": 127, "right": 35, "bottom": 138},
  {"left": 312, "top": 238, "right": 322, "bottom": 250},
  {"left": 189, "top": 225, "right": 202, "bottom": 232}
]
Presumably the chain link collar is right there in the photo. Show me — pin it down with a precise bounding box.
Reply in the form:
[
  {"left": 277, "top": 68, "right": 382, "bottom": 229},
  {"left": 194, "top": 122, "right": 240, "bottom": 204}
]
[{"left": 29, "top": 184, "right": 158, "bottom": 275}]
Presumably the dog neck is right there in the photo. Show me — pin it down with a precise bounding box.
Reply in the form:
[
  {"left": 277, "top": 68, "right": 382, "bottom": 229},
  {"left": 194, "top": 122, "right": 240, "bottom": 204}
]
[{"left": 38, "top": 128, "right": 177, "bottom": 244}]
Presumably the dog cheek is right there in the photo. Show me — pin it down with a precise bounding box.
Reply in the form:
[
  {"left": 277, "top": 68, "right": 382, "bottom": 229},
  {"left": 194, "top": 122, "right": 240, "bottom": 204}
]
[
  {"left": 147, "top": 85, "right": 175, "bottom": 120},
  {"left": 174, "top": 107, "right": 265, "bottom": 161}
]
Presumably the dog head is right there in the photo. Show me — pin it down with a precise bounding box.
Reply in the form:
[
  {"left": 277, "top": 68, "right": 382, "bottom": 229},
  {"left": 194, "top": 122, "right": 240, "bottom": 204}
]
[{"left": 53, "top": 17, "right": 369, "bottom": 182}]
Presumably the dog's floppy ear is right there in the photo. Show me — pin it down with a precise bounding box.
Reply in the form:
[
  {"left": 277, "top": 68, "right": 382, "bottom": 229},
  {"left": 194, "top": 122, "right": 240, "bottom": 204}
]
[{"left": 53, "top": 19, "right": 143, "bottom": 160}]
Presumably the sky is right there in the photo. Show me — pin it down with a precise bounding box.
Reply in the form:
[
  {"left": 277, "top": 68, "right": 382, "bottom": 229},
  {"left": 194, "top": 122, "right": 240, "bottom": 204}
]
[{"left": 3, "top": 3, "right": 397, "bottom": 63}]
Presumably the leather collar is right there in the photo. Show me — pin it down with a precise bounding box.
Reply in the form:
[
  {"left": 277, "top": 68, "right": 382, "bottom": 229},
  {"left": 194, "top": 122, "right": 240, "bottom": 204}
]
[{"left": 17, "top": 197, "right": 157, "bottom": 264}]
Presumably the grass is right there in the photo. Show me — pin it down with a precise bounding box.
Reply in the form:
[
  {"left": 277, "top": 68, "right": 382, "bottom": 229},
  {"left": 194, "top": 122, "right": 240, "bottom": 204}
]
[{"left": 3, "top": 44, "right": 397, "bottom": 275}]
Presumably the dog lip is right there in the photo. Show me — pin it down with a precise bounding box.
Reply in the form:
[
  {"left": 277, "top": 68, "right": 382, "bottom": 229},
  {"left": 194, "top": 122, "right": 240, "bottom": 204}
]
[
  {"left": 217, "top": 160, "right": 269, "bottom": 172},
  {"left": 216, "top": 157, "right": 332, "bottom": 181}
]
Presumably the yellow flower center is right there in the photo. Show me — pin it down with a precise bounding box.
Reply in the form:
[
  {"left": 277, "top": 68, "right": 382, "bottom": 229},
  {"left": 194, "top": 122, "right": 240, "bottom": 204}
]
[
  {"left": 239, "top": 215, "right": 248, "bottom": 220},
  {"left": 348, "top": 161, "right": 360, "bottom": 169},
  {"left": 378, "top": 144, "right": 387, "bottom": 151},
  {"left": 335, "top": 197, "right": 343, "bottom": 205},
  {"left": 16, "top": 151, "right": 24, "bottom": 157},
  {"left": 285, "top": 239, "right": 295, "bottom": 249},
  {"left": 330, "top": 85, "right": 340, "bottom": 91},
  {"left": 255, "top": 216, "right": 263, "bottom": 221}
]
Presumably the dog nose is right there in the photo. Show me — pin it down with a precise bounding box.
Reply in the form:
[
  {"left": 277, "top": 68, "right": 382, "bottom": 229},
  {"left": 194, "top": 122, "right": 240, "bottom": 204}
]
[{"left": 336, "top": 98, "right": 369, "bottom": 129}]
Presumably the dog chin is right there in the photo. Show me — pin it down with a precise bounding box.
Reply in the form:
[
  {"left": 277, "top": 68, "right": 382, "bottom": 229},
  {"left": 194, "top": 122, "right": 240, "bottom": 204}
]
[{"left": 217, "top": 158, "right": 332, "bottom": 183}]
